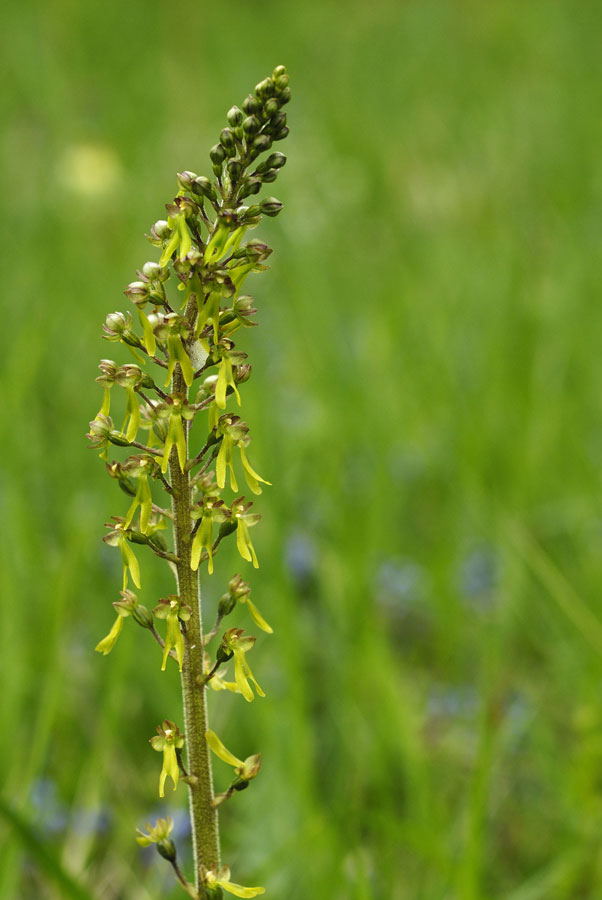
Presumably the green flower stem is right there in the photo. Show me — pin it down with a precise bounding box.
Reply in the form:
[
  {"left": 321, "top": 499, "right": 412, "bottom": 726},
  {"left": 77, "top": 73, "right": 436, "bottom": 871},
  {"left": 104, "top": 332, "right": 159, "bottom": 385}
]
[{"left": 169, "top": 363, "right": 220, "bottom": 891}]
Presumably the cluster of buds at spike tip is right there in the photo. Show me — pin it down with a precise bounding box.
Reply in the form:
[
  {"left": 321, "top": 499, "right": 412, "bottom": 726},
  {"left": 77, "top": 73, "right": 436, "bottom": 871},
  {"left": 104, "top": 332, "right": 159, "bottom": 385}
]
[{"left": 87, "top": 66, "right": 290, "bottom": 896}]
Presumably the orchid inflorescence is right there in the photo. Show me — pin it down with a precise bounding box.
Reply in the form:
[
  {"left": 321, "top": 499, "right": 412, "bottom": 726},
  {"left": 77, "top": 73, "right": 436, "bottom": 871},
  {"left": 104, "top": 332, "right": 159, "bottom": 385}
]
[{"left": 87, "top": 65, "right": 290, "bottom": 898}]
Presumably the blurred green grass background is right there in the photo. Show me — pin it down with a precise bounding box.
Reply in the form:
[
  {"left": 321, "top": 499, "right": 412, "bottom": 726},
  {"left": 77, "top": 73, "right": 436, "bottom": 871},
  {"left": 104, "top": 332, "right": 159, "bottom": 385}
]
[{"left": 2, "top": 0, "right": 602, "bottom": 897}]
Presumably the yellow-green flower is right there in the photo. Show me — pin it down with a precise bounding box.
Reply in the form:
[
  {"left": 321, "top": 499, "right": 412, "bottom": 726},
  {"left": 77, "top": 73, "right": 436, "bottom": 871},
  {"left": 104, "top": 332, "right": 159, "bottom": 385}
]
[
  {"left": 95, "top": 612, "right": 123, "bottom": 655},
  {"left": 231, "top": 498, "right": 261, "bottom": 569},
  {"left": 115, "top": 365, "right": 144, "bottom": 443},
  {"left": 123, "top": 456, "right": 154, "bottom": 534},
  {"left": 154, "top": 595, "right": 192, "bottom": 671},
  {"left": 159, "top": 199, "right": 196, "bottom": 266},
  {"left": 223, "top": 574, "right": 273, "bottom": 634},
  {"left": 222, "top": 628, "right": 265, "bottom": 702},
  {"left": 95, "top": 359, "right": 118, "bottom": 418},
  {"left": 103, "top": 520, "right": 142, "bottom": 590},
  {"left": 205, "top": 730, "right": 262, "bottom": 783},
  {"left": 158, "top": 395, "right": 194, "bottom": 474},
  {"left": 150, "top": 720, "right": 185, "bottom": 798},
  {"left": 215, "top": 415, "right": 271, "bottom": 496},
  {"left": 200, "top": 864, "right": 265, "bottom": 898},
  {"left": 191, "top": 498, "right": 230, "bottom": 574},
  {"left": 135, "top": 816, "right": 176, "bottom": 862},
  {"left": 95, "top": 590, "right": 152, "bottom": 655}
]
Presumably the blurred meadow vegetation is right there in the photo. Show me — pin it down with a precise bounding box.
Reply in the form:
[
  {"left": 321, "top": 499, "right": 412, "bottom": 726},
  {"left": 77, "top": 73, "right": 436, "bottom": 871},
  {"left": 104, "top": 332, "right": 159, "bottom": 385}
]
[{"left": 2, "top": 0, "right": 602, "bottom": 897}]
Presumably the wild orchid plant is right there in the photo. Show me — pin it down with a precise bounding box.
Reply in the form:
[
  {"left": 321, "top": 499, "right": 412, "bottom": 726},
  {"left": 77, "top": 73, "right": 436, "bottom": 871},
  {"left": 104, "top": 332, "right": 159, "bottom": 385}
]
[{"left": 87, "top": 66, "right": 290, "bottom": 899}]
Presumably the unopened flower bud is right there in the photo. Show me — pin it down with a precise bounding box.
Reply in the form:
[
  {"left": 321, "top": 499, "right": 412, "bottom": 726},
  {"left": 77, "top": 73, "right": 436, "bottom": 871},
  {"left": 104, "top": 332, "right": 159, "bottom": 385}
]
[
  {"left": 254, "top": 77, "right": 273, "bottom": 99},
  {"left": 227, "top": 160, "right": 244, "bottom": 182},
  {"left": 273, "top": 64, "right": 287, "bottom": 78},
  {"left": 133, "top": 604, "right": 154, "bottom": 629},
  {"left": 227, "top": 105, "right": 244, "bottom": 127},
  {"left": 235, "top": 364, "right": 251, "bottom": 383},
  {"left": 260, "top": 168, "right": 278, "bottom": 183},
  {"left": 272, "top": 125, "right": 290, "bottom": 141},
  {"left": 266, "top": 111, "right": 287, "bottom": 132},
  {"left": 259, "top": 197, "right": 283, "bottom": 217},
  {"left": 177, "top": 170, "right": 197, "bottom": 191},
  {"left": 240, "top": 206, "right": 261, "bottom": 224},
  {"left": 210, "top": 143, "right": 226, "bottom": 166},
  {"left": 124, "top": 281, "right": 150, "bottom": 305},
  {"left": 243, "top": 240, "right": 272, "bottom": 261},
  {"left": 142, "top": 261, "right": 162, "bottom": 280},
  {"left": 218, "top": 593, "right": 236, "bottom": 618},
  {"left": 242, "top": 115, "right": 261, "bottom": 137},
  {"left": 192, "top": 175, "right": 217, "bottom": 201},
  {"left": 252, "top": 135, "right": 272, "bottom": 155},
  {"left": 242, "top": 93, "right": 261, "bottom": 115},
  {"left": 264, "top": 98, "right": 279, "bottom": 117},
  {"left": 219, "top": 128, "right": 236, "bottom": 151},
  {"left": 274, "top": 73, "right": 289, "bottom": 90},
  {"left": 151, "top": 219, "right": 170, "bottom": 240},
  {"left": 279, "top": 86, "right": 291, "bottom": 105},
  {"left": 238, "top": 177, "right": 262, "bottom": 200}
]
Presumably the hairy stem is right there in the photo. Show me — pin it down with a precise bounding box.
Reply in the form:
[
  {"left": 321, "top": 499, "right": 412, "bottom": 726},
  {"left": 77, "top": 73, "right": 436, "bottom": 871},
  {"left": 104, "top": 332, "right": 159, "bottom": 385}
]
[{"left": 169, "top": 365, "right": 220, "bottom": 892}]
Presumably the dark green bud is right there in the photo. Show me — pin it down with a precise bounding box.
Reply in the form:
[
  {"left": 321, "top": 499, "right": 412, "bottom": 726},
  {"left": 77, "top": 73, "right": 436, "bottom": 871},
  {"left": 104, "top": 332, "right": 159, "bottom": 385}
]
[
  {"left": 238, "top": 177, "right": 261, "bottom": 200},
  {"left": 156, "top": 839, "right": 177, "bottom": 863},
  {"left": 240, "top": 206, "right": 260, "bottom": 223},
  {"left": 242, "top": 93, "right": 262, "bottom": 115},
  {"left": 265, "top": 98, "right": 280, "bottom": 117},
  {"left": 267, "top": 111, "right": 287, "bottom": 132},
  {"left": 219, "top": 128, "right": 236, "bottom": 150},
  {"left": 233, "top": 779, "right": 250, "bottom": 792},
  {"left": 273, "top": 65, "right": 287, "bottom": 78},
  {"left": 251, "top": 134, "right": 272, "bottom": 153},
  {"left": 272, "top": 125, "right": 290, "bottom": 142},
  {"left": 256, "top": 152, "right": 286, "bottom": 174},
  {"left": 255, "top": 77, "right": 274, "bottom": 99},
  {"left": 260, "top": 168, "right": 278, "bottom": 183},
  {"left": 274, "top": 73, "right": 289, "bottom": 90},
  {"left": 259, "top": 197, "right": 283, "bottom": 217},
  {"left": 242, "top": 115, "right": 261, "bottom": 137},
  {"left": 210, "top": 143, "right": 226, "bottom": 166},
  {"left": 279, "top": 86, "right": 291, "bottom": 105},
  {"left": 227, "top": 105, "right": 244, "bottom": 126},
  {"left": 218, "top": 593, "right": 236, "bottom": 618},
  {"left": 227, "top": 159, "right": 244, "bottom": 182},
  {"left": 192, "top": 176, "right": 217, "bottom": 201},
  {"left": 133, "top": 604, "right": 154, "bottom": 629}
]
